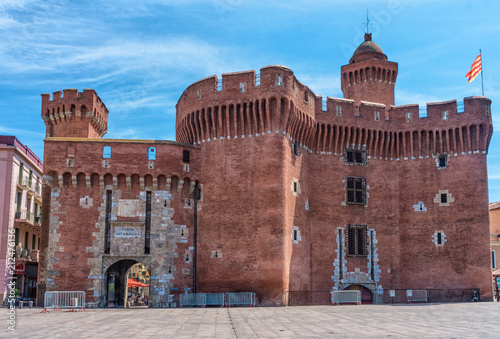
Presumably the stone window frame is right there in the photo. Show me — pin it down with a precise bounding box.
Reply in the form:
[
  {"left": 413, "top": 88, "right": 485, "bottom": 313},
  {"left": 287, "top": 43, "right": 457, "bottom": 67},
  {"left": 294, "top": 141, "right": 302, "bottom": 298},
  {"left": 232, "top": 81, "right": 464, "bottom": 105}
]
[
  {"left": 432, "top": 231, "right": 447, "bottom": 246},
  {"left": 291, "top": 226, "right": 302, "bottom": 244},
  {"left": 343, "top": 148, "right": 367, "bottom": 166},
  {"left": 374, "top": 111, "right": 380, "bottom": 121},
  {"left": 276, "top": 74, "right": 283, "bottom": 86},
  {"left": 442, "top": 110, "right": 448, "bottom": 120},
  {"left": 433, "top": 190, "right": 454, "bottom": 207},
  {"left": 345, "top": 177, "right": 367, "bottom": 205},
  {"left": 291, "top": 178, "right": 301, "bottom": 196},
  {"left": 406, "top": 112, "right": 412, "bottom": 122},
  {"left": 239, "top": 82, "right": 246, "bottom": 93},
  {"left": 346, "top": 224, "right": 368, "bottom": 257},
  {"left": 436, "top": 154, "right": 448, "bottom": 169},
  {"left": 196, "top": 89, "right": 201, "bottom": 100},
  {"left": 336, "top": 106, "right": 342, "bottom": 117}
]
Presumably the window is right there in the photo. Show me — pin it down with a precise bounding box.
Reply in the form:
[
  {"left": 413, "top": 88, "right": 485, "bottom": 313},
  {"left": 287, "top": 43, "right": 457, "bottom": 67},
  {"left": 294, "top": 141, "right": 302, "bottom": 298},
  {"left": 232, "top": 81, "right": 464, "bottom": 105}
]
[
  {"left": 32, "top": 234, "right": 36, "bottom": 250},
  {"left": 493, "top": 250, "right": 496, "bottom": 269},
  {"left": 292, "top": 142, "right": 300, "bottom": 156},
  {"left": 442, "top": 111, "right": 448, "bottom": 120},
  {"left": 276, "top": 74, "right": 283, "bottom": 86},
  {"left": 293, "top": 229, "right": 298, "bottom": 241},
  {"left": 148, "top": 147, "right": 156, "bottom": 160},
  {"left": 293, "top": 182, "right": 298, "bottom": 193},
  {"left": 336, "top": 106, "right": 342, "bottom": 116},
  {"left": 239, "top": 82, "right": 246, "bottom": 92},
  {"left": 434, "top": 231, "right": 446, "bottom": 246},
  {"left": 183, "top": 150, "right": 190, "bottom": 163},
  {"left": 344, "top": 149, "right": 366, "bottom": 165},
  {"left": 346, "top": 177, "right": 366, "bottom": 205},
  {"left": 196, "top": 89, "right": 201, "bottom": 100},
  {"left": 406, "top": 112, "right": 412, "bottom": 122},
  {"left": 438, "top": 154, "right": 448, "bottom": 169},
  {"left": 486, "top": 106, "right": 491, "bottom": 116},
  {"left": 374, "top": 111, "right": 380, "bottom": 121},
  {"left": 440, "top": 193, "right": 447, "bottom": 204},
  {"left": 103, "top": 146, "right": 111, "bottom": 159},
  {"left": 347, "top": 224, "right": 367, "bottom": 256}
]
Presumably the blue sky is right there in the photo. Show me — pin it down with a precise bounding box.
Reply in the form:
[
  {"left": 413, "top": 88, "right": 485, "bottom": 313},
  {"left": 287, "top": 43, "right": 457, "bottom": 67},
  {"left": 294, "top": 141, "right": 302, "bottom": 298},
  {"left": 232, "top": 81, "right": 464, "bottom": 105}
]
[{"left": 1, "top": 0, "right": 500, "bottom": 201}]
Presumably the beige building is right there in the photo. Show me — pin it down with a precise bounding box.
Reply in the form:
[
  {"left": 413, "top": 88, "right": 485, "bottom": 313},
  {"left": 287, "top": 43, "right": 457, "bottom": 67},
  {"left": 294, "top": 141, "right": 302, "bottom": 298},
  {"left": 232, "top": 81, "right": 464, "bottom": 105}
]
[
  {"left": 489, "top": 202, "right": 500, "bottom": 299},
  {"left": 0, "top": 136, "right": 43, "bottom": 304}
]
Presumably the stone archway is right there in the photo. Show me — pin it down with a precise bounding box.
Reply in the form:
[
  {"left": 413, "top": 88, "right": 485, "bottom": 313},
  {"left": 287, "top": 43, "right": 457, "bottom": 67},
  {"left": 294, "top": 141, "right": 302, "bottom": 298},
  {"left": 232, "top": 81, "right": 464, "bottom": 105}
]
[{"left": 105, "top": 259, "right": 139, "bottom": 307}]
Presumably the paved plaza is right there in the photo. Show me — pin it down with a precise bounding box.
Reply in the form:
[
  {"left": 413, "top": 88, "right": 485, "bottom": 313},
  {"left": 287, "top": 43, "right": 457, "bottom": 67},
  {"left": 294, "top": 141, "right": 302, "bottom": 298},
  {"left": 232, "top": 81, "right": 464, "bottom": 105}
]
[{"left": 2, "top": 302, "right": 500, "bottom": 338}]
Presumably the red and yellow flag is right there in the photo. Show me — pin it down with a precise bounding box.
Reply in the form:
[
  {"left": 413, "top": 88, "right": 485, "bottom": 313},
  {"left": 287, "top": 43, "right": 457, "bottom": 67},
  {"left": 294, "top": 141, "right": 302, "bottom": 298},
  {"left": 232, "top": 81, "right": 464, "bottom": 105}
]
[{"left": 466, "top": 54, "right": 482, "bottom": 83}]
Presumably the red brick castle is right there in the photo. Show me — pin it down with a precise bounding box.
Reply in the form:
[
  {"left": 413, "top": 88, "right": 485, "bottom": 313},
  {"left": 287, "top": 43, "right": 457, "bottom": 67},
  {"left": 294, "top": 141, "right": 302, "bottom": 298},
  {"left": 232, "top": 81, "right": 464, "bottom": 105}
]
[{"left": 39, "top": 34, "right": 493, "bottom": 306}]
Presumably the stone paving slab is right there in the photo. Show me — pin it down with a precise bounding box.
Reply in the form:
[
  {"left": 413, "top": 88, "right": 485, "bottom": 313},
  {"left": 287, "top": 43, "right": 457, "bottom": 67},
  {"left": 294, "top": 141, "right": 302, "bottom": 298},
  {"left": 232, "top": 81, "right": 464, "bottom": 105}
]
[{"left": 2, "top": 303, "right": 500, "bottom": 338}]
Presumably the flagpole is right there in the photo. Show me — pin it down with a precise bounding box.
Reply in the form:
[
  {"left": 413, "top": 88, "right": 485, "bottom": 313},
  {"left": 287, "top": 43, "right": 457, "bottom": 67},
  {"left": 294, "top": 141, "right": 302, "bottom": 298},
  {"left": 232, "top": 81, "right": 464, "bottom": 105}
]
[{"left": 480, "top": 49, "right": 484, "bottom": 96}]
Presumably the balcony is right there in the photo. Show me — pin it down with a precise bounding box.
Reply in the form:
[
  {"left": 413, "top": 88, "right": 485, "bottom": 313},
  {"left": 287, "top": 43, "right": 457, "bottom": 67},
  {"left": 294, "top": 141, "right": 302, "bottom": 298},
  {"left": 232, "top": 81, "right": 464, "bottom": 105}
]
[
  {"left": 17, "top": 176, "right": 32, "bottom": 190},
  {"left": 15, "top": 209, "right": 35, "bottom": 227},
  {"left": 15, "top": 247, "right": 39, "bottom": 263}
]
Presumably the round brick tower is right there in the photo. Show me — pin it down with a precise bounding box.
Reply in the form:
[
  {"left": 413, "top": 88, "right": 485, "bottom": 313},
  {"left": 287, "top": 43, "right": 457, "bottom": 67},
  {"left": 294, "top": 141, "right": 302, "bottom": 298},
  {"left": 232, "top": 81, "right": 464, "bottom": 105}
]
[{"left": 341, "top": 33, "right": 398, "bottom": 108}]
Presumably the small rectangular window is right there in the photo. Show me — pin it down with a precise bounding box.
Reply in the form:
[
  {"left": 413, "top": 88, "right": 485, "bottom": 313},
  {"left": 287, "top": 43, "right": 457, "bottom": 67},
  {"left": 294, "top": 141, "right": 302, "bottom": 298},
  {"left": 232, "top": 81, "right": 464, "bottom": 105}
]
[
  {"left": 437, "top": 232, "right": 442, "bottom": 244},
  {"left": 442, "top": 111, "right": 448, "bottom": 120},
  {"left": 183, "top": 150, "right": 190, "bottom": 163},
  {"left": 276, "top": 74, "right": 283, "bottom": 86},
  {"left": 347, "top": 224, "right": 367, "bottom": 256},
  {"left": 492, "top": 250, "right": 496, "bottom": 269},
  {"left": 148, "top": 147, "right": 156, "bottom": 160},
  {"left": 240, "top": 82, "right": 246, "bottom": 92},
  {"left": 196, "top": 89, "right": 201, "bottom": 100},
  {"left": 438, "top": 155, "right": 447, "bottom": 168},
  {"left": 293, "top": 182, "right": 298, "bottom": 193},
  {"left": 374, "top": 111, "right": 380, "bottom": 121},
  {"left": 103, "top": 146, "right": 111, "bottom": 159},
  {"left": 293, "top": 229, "right": 298, "bottom": 241},
  {"left": 292, "top": 142, "right": 300, "bottom": 156},
  {"left": 440, "top": 193, "right": 448, "bottom": 204},
  {"left": 406, "top": 112, "right": 412, "bottom": 122},
  {"left": 346, "top": 177, "right": 367, "bottom": 205},
  {"left": 336, "top": 106, "right": 342, "bottom": 116}
]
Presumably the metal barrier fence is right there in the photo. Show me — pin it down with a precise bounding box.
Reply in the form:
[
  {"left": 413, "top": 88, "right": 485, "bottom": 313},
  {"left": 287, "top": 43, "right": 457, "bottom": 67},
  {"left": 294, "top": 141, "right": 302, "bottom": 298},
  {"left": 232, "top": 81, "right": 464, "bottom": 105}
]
[
  {"left": 407, "top": 289, "right": 428, "bottom": 303},
  {"left": 205, "top": 293, "right": 225, "bottom": 307},
  {"left": 331, "top": 290, "right": 361, "bottom": 305},
  {"left": 380, "top": 288, "right": 480, "bottom": 304},
  {"left": 42, "top": 291, "right": 86, "bottom": 313},
  {"left": 225, "top": 292, "right": 256, "bottom": 307},
  {"left": 179, "top": 293, "right": 206, "bottom": 308},
  {"left": 284, "top": 291, "right": 332, "bottom": 306}
]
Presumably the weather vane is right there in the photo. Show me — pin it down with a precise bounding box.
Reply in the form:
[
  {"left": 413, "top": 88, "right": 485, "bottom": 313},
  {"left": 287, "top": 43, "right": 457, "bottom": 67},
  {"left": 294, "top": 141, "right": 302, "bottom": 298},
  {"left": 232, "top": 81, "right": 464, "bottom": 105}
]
[{"left": 363, "top": 9, "right": 372, "bottom": 34}]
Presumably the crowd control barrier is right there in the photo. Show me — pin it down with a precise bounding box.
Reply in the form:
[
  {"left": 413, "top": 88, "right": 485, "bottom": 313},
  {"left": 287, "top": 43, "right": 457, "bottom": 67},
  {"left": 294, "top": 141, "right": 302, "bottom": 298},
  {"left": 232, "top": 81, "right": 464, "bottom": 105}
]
[
  {"left": 179, "top": 293, "right": 206, "bottom": 308},
  {"left": 331, "top": 290, "right": 361, "bottom": 305},
  {"left": 42, "top": 291, "right": 86, "bottom": 313},
  {"left": 407, "top": 289, "right": 428, "bottom": 303},
  {"left": 225, "top": 292, "right": 256, "bottom": 307},
  {"left": 205, "top": 293, "right": 225, "bottom": 307}
]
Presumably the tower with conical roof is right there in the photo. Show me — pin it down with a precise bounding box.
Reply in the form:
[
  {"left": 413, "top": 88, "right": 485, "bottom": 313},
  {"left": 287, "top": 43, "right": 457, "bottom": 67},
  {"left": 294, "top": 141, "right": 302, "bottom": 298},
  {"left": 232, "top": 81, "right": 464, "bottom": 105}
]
[{"left": 341, "top": 33, "right": 398, "bottom": 108}]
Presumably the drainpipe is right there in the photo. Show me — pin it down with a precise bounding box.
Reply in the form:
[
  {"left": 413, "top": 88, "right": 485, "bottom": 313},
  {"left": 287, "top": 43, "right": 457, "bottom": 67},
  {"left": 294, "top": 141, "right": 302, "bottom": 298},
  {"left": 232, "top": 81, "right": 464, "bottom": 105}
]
[{"left": 193, "top": 181, "right": 201, "bottom": 293}]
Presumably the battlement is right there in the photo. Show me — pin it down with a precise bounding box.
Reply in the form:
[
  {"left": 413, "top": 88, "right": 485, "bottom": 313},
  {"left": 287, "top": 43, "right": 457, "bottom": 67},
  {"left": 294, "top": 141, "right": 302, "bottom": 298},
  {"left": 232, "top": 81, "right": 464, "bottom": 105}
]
[{"left": 41, "top": 89, "right": 109, "bottom": 139}]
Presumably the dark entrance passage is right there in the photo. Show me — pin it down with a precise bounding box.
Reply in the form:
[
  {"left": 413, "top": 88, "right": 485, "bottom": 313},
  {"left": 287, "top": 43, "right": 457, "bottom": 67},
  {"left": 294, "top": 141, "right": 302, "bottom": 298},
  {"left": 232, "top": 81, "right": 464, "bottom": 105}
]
[
  {"left": 344, "top": 285, "right": 373, "bottom": 304},
  {"left": 105, "top": 259, "right": 138, "bottom": 307}
]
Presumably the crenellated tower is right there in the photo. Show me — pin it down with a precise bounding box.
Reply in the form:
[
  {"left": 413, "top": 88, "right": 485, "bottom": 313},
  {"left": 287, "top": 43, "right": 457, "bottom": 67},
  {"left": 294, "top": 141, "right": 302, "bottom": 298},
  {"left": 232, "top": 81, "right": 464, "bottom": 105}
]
[
  {"left": 41, "top": 89, "right": 108, "bottom": 139},
  {"left": 341, "top": 33, "right": 398, "bottom": 108}
]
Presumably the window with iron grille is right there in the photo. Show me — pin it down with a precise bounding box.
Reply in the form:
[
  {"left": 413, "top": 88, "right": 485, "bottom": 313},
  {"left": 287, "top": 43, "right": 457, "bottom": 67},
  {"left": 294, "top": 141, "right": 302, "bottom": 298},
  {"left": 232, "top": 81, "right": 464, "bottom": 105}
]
[
  {"left": 437, "top": 154, "right": 448, "bottom": 169},
  {"left": 344, "top": 149, "right": 366, "bottom": 165},
  {"left": 292, "top": 142, "right": 300, "bottom": 156},
  {"left": 347, "top": 224, "right": 368, "bottom": 256},
  {"left": 346, "top": 177, "right": 366, "bottom": 205}
]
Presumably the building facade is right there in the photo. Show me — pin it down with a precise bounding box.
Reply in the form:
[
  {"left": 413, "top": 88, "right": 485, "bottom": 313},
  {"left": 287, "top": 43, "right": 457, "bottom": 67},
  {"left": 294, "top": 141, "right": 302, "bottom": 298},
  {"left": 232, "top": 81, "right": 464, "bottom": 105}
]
[
  {"left": 39, "top": 34, "right": 493, "bottom": 306},
  {"left": 0, "top": 136, "right": 43, "bottom": 304}
]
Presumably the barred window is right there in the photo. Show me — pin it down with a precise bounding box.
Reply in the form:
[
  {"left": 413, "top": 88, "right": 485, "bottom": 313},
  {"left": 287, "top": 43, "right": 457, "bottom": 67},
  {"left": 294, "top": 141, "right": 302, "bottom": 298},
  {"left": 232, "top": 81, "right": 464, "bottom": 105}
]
[
  {"left": 346, "top": 177, "right": 366, "bottom": 205},
  {"left": 347, "top": 224, "right": 368, "bottom": 256},
  {"left": 344, "top": 149, "right": 366, "bottom": 165}
]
